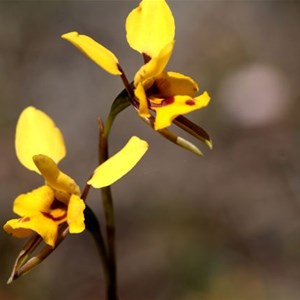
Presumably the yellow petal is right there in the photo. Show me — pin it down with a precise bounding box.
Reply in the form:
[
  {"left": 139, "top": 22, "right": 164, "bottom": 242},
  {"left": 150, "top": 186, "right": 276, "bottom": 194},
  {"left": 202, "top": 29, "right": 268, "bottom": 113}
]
[
  {"left": 154, "top": 72, "right": 199, "bottom": 98},
  {"left": 153, "top": 91, "right": 211, "bottom": 130},
  {"left": 67, "top": 195, "right": 85, "bottom": 234},
  {"left": 33, "top": 155, "right": 80, "bottom": 196},
  {"left": 126, "top": 0, "right": 175, "bottom": 58},
  {"left": 134, "top": 41, "right": 174, "bottom": 87},
  {"left": 62, "top": 32, "right": 122, "bottom": 76},
  {"left": 15, "top": 106, "right": 66, "bottom": 173},
  {"left": 13, "top": 185, "right": 55, "bottom": 217},
  {"left": 4, "top": 213, "right": 58, "bottom": 247},
  {"left": 3, "top": 220, "right": 33, "bottom": 239},
  {"left": 134, "top": 82, "right": 151, "bottom": 117},
  {"left": 88, "top": 136, "right": 149, "bottom": 188}
]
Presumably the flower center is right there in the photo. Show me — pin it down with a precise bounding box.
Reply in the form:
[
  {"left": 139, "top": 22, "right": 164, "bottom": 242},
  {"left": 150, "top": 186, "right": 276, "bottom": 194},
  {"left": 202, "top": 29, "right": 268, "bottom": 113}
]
[
  {"left": 149, "top": 96, "right": 175, "bottom": 108},
  {"left": 41, "top": 199, "right": 68, "bottom": 222},
  {"left": 42, "top": 211, "right": 67, "bottom": 222}
]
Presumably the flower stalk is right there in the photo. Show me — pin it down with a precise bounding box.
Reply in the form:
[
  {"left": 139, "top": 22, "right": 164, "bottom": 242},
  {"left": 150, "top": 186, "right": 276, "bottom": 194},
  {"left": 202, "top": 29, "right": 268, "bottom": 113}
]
[{"left": 98, "top": 118, "right": 118, "bottom": 300}]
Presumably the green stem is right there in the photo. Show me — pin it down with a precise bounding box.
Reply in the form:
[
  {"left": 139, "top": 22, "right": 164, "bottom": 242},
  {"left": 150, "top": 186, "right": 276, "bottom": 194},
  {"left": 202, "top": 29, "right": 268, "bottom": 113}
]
[
  {"left": 81, "top": 182, "right": 112, "bottom": 297},
  {"left": 84, "top": 205, "right": 110, "bottom": 293},
  {"left": 98, "top": 118, "right": 118, "bottom": 300},
  {"left": 96, "top": 86, "right": 132, "bottom": 300}
]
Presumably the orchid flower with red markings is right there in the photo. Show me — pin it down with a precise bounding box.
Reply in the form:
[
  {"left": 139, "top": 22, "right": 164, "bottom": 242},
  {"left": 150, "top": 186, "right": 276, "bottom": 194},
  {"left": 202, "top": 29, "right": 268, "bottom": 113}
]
[
  {"left": 62, "top": 0, "right": 211, "bottom": 153},
  {"left": 3, "top": 106, "right": 148, "bottom": 248}
]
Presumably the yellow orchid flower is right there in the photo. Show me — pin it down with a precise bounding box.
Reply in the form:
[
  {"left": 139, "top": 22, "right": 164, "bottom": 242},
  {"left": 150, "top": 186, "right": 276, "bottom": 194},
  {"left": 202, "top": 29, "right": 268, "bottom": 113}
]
[
  {"left": 4, "top": 153, "right": 86, "bottom": 247},
  {"left": 3, "top": 107, "right": 148, "bottom": 247},
  {"left": 62, "top": 0, "right": 210, "bottom": 131}
]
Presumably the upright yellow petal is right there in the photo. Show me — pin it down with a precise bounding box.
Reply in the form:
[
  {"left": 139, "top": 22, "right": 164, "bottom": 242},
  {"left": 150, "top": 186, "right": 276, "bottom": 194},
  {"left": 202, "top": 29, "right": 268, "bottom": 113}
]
[
  {"left": 62, "top": 32, "right": 122, "bottom": 75},
  {"left": 153, "top": 92, "right": 210, "bottom": 130},
  {"left": 134, "top": 41, "right": 174, "bottom": 87},
  {"left": 67, "top": 195, "right": 85, "bottom": 234},
  {"left": 33, "top": 155, "right": 80, "bottom": 196},
  {"left": 15, "top": 107, "right": 66, "bottom": 173},
  {"left": 88, "top": 136, "right": 148, "bottom": 188},
  {"left": 13, "top": 186, "right": 55, "bottom": 217},
  {"left": 126, "top": 0, "right": 175, "bottom": 58},
  {"left": 134, "top": 82, "right": 151, "bottom": 117}
]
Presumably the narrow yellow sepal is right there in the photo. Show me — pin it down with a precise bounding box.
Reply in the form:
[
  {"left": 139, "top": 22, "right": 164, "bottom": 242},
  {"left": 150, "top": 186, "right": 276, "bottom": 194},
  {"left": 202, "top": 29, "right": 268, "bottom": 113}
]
[
  {"left": 88, "top": 136, "right": 149, "bottom": 188},
  {"left": 15, "top": 106, "right": 66, "bottom": 173},
  {"left": 126, "top": 0, "right": 175, "bottom": 58},
  {"left": 62, "top": 31, "right": 122, "bottom": 76}
]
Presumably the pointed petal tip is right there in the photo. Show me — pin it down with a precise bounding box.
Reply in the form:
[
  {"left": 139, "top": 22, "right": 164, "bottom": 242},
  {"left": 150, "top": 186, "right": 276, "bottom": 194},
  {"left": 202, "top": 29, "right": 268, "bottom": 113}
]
[
  {"left": 176, "top": 137, "right": 203, "bottom": 156},
  {"left": 205, "top": 139, "right": 213, "bottom": 150},
  {"left": 61, "top": 31, "right": 77, "bottom": 40},
  {"left": 7, "top": 276, "right": 14, "bottom": 285}
]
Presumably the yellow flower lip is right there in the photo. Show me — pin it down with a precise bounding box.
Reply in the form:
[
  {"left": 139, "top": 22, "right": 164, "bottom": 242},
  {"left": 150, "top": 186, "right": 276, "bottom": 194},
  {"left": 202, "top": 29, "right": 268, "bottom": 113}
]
[{"left": 152, "top": 91, "right": 211, "bottom": 131}]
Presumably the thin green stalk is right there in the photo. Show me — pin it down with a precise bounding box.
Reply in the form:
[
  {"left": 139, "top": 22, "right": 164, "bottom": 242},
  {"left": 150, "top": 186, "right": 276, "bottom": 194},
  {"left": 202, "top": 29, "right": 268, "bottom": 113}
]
[
  {"left": 84, "top": 205, "right": 110, "bottom": 294},
  {"left": 98, "top": 118, "right": 118, "bottom": 300},
  {"left": 81, "top": 182, "right": 110, "bottom": 286},
  {"left": 96, "top": 84, "right": 132, "bottom": 300}
]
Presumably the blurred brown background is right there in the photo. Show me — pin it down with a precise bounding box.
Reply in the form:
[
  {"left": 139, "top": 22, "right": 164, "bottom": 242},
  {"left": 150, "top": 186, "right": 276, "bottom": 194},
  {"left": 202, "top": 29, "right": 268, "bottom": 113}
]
[{"left": 1, "top": 1, "right": 300, "bottom": 299}]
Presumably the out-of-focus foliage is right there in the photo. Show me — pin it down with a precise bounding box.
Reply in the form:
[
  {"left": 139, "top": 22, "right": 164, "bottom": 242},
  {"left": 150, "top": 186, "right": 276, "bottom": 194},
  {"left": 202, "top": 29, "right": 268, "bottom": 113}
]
[{"left": 0, "top": 1, "right": 300, "bottom": 300}]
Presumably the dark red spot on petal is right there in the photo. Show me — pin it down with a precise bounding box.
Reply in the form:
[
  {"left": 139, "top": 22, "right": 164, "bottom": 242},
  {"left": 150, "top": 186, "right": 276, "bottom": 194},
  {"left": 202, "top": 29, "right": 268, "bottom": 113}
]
[
  {"left": 163, "top": 96, "right": 175, "bottom": 105},
  {"left": 185, "top": 99, "right": 196, "bottom": 106},
  {"left": 42, "top": 211, "right": 67, "bottom": 222},
  {"left": 150, "top": 96, "right": 175, "bottom": 108}
]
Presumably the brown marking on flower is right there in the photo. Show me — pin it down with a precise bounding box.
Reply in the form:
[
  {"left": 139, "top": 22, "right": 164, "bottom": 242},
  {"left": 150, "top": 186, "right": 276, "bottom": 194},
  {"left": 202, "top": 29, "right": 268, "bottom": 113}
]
[
  {"left": 149, "top": 96, "right": 174, "bottom": 108},
  {"left": 19, "top": 217, "right": 30, "bottom": 223},
  {"left": 185, "top": 99, "right": 196, "bottom": 106},
  {"left": 142, "top": 53, "right": 151, "bottom": 64},
  {"left": 163, "top": 96, "right": 175, "bottom": 105},
  {"left": 42, "top": 212, "right": 67, "bottom": 222},
  {"left": 147, "top": 81, "right": 160, "bottom": 97},
  {"left": 50, "top": 199, "right": 67, "bottom": 210}
]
